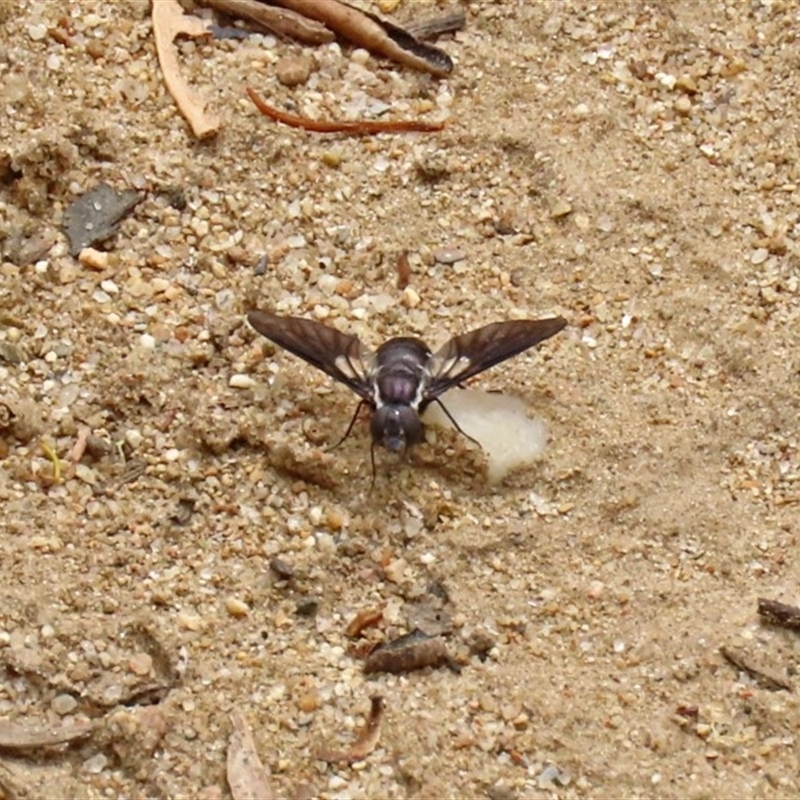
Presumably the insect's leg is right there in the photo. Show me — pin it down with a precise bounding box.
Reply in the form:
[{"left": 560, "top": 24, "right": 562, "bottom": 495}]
[
  {"left": 432, "top": 398, "right": 480, "bottom": 447},
  {"left": 328, "top": 400, "right": 367, "bottom": 452}
]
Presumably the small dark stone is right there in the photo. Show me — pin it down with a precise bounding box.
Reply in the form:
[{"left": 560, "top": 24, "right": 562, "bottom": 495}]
[
  {"left": 295, "top": 596, "right": 319, "bottom": 617},
  {"left": 467, "top": 630, "right": 496, "bottom": 660},
  {"left": 0, "top": 341, "right": 23, "bottom": 365},
  {"left": 269, "top": 558, "right": 295, "bottom": 580}
]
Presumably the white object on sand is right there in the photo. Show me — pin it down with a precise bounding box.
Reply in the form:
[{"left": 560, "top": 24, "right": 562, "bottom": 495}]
[{"left": 422, "top": 388, "right": 549, "bottom": 484}]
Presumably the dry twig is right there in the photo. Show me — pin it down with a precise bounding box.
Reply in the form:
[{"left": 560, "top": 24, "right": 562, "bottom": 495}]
[
  {"left": 247, "top": 87, "right": 444, "bottom": 134},
  {"left": 200, "top": 0, "right": 335, "bottom": 44},
  {"left": 269, "top": 0, "right": 453, "bottom": 75},
  {"left": 153, "top": 0, "right": 221, "bottom": 139}
]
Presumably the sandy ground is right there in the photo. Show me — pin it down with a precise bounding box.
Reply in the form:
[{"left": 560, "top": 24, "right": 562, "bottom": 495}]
[{"left": 2, "top": 1, "right": 800, "bottom": 797}]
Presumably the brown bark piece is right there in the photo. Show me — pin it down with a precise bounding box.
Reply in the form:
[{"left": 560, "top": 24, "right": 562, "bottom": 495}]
[
  {"left": 757, "top": 597, "right": 800, "bottom": 630},
  {"left": 200, "top": 0, "right": 335, "bottom": 44},
  {"left": 269, "top": 0, "right": 452, "bottom": 75}
]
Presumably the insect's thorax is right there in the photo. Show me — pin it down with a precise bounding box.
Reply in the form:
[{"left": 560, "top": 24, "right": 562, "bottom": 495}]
[{"left": 373, "top": 338, "right": 431, "bottom": 409}]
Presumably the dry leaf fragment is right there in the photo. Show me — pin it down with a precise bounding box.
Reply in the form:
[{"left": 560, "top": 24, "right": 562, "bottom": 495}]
[
  {"left": 153, "top": 0, "right": 221, "bottom": 139},
  {"left": 227, "top": 711, "right": 276, "bottom": 800}
]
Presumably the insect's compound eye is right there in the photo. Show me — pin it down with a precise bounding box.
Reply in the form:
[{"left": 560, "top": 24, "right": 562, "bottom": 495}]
[{"left": 371, "top": 405, "right": 424, "bottom": 452}]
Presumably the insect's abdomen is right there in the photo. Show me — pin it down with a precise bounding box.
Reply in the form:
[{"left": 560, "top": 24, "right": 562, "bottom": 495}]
[
  {"left": 378, "top": 371, "right": 419, "bottom": 404},
  {"left": 375, "top": 338, "right": 431, "bottom": 407}
]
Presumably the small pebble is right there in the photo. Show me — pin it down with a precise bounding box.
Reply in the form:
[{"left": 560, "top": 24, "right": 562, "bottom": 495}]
[
  {"left": 384, "top": 558, "right": 408, "bottom": 584},
  {"left": 83, "top": 753, "right": 108, "bottom": 774},
  {"left": 402, "top": 286, "right": 421, "bottom": 308},
  {"left": 587, "top": 580, "right": 605, "bottom": 599},
  {"left": 125, "top": 429, "right": 144, "bottom": 448},
  {"left": 674, "top": 95, "right": 692, "bottom": 116},
  {"left": 296, "top": 690, "right": 321, "bottom": 713},
  {"left": 551, "top": 199, "right": 573, "bottom": 218},
  {"left": 79, "top": 247, "right": 109, "bottom": 271},
  {"left": 225, "top": 597, "right": 250, "bottom": 618},
  {"left": 538, "top": 764, "right": 570, "bottom": 788},
  {"left": 275, "top": 54, "right": 314, "bottom": 87},
  {"left": 229, "top": 374, "right": 256, "bottom": 389},
  {"left": 51, "top": 694, "right": 78, "bottom": 715},
  {"left": 27, "top": 23, "right": 47, "bottom": 41},
  {"left": 295, "top": 596, "right": 319, "bottom": 617},
  {"left": 177, "top": 612, "right": 204, "bottom": 631},
  {"left": 128, "top": 652, "right": 153, "bottom": 676},
  {"left": 433, "top": 247, "right": 466, "bottom": 265},
  {"left": 270, "top": 558, "right": 295, "bottom": 579}
]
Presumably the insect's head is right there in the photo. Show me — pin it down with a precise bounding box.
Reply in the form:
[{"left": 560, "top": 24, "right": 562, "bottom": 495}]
[{"left": 371, "top": 404, "right": 424, "bottom": 452}]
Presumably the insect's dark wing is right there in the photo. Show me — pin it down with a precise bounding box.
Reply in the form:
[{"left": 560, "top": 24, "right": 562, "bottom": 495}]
[
  {"left": 247, "top": 310, "right": 376, "bottom": 400},
  {"left": 422, "top": 317, "right": 567, "bottom": 400}
]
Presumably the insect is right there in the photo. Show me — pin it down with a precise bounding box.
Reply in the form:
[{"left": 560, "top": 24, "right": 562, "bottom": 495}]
[{"left": 247, "top": 310, "right": 566, "bottom": 475}]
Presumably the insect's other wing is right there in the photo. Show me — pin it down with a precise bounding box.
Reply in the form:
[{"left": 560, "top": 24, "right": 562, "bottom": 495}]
[
  {"left": 247, "top": 310, "right": 375, "bottom": 400},
  {"left": 423, "top": 317, "right": 567, "bottom": 400}
]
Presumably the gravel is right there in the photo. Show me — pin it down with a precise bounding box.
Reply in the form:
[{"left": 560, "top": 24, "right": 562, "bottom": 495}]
[{"left": 1, "top": 1, "right": 800, "bottom": 798}]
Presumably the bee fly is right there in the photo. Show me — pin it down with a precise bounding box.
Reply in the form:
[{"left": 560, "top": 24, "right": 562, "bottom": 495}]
[{"left": 247, "top": 310, "right": 566, "bottom": 476}]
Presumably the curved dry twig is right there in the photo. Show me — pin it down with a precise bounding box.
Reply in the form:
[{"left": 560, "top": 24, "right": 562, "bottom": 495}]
[
  {"left": 152, "top": 0, "right": 221, "bottom": 139},
  {"left": 247, "top": 87, "right": 445, "bottom": 135}
]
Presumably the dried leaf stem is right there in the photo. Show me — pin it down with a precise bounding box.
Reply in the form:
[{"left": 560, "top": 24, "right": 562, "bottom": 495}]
[{"left": 247, "top": 88, "right": 444, "bottom": 135}]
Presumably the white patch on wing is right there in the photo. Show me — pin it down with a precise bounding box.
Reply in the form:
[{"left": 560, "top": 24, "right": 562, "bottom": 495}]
[
  {"left": 334, "top": 353, "right": 360, "bottom": 379},
  {"left": 427, "top": 353, "right": 471, "bottom": 382}
]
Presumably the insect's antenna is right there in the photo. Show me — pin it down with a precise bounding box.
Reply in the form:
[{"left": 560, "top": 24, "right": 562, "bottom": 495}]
[
  {"left": 328, "top": 400, "right": 367, "bottom": 452},
  {"left": 432, "top": 398, "right": 480, "bottom": 447}
]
